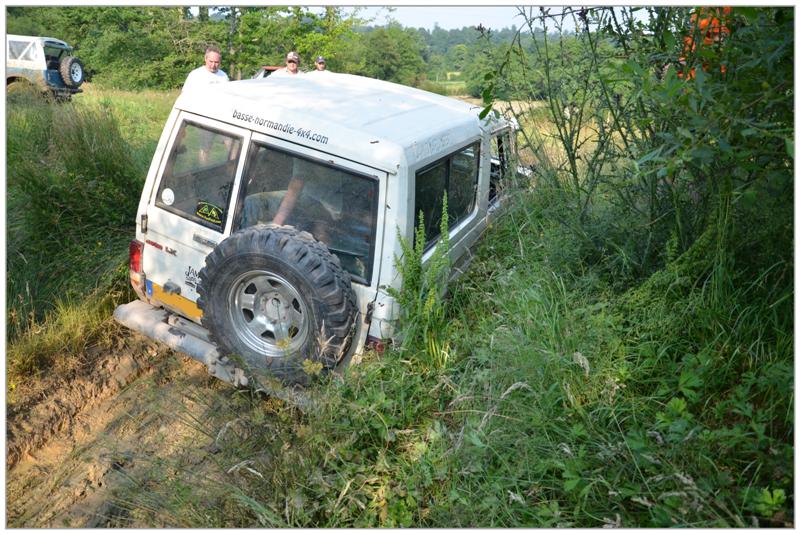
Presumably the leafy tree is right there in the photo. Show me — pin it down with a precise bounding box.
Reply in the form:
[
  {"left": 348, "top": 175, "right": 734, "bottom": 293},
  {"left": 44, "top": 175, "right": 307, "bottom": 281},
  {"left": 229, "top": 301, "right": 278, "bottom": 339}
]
[
  {"left": 357, "top": 23, "right": 426, "bottom": 85},
  {"left": 6, "top": 6, "right": 367, "bottom": 88}
]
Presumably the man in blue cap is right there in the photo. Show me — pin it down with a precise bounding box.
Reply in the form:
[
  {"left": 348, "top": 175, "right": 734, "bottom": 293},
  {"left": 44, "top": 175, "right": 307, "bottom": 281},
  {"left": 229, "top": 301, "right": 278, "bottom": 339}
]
[{"left": 309, "top": 55, "right": 330, "bottom": 74}]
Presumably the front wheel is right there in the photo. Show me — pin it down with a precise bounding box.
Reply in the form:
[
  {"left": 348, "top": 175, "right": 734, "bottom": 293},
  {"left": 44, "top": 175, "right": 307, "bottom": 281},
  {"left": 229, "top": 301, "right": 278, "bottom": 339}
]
[{"left": 197, "top": 225, "right": 357, "bottom": 384}]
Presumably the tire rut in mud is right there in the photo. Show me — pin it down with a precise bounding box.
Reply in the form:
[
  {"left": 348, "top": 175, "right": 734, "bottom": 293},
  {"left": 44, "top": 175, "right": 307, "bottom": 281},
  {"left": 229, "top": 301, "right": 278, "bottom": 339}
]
[
  {"left": 7, "top": 335, "right": 160, "bottom": 470},
  {"left": 6, "top": 328, "right": 238, "bottom": 528},
  {"left": 6, "top": 333, "right": 168, "bottom": 527}
]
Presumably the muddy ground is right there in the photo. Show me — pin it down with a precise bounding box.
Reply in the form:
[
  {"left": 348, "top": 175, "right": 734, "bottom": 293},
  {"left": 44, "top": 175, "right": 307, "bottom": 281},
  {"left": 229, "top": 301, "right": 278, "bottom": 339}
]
[{"left": 6, "top": 331, "right": 239, "bottom": 527}]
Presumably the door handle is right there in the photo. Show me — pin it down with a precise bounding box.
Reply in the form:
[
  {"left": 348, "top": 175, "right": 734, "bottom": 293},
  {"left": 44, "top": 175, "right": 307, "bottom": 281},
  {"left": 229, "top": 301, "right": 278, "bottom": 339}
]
[{"left": 193, "top": 234, "right": 218, "bottom": 248}]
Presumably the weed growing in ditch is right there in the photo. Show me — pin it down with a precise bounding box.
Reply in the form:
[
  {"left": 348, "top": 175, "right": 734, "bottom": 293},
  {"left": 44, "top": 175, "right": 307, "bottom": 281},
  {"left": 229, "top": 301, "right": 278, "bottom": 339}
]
[{"left": 387, "top": 197, "right": 452, "bottom": 371}]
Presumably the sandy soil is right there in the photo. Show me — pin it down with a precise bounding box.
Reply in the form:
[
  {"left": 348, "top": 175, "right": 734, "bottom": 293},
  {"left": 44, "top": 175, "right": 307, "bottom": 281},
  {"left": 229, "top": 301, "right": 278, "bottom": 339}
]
[{"left": 6, "top": 332, "right": 227, "bottom": 527}]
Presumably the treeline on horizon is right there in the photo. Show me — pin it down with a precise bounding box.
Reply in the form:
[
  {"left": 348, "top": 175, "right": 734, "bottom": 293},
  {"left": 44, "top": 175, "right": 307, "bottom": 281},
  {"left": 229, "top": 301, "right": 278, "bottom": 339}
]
[{"left": 6, "top": 6, "right": 560, "bottom": 98}]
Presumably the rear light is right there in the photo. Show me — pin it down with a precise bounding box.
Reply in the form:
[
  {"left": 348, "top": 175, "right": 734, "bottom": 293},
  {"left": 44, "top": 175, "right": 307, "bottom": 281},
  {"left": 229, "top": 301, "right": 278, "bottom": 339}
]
[
  {"left": 129, "top": 240, "right": 147, "bottom": 300},
  {"left": 366, "top": 335, "right": 389, "bottom": 353},
  {"left": 129, "top": 239, "right": 143, "bottom": 273}
]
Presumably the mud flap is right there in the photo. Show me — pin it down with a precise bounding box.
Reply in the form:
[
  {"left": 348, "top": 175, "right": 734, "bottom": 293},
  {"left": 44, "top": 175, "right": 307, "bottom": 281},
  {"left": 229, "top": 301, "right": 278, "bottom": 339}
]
[{"left": 113, "top": 300, "right": 248, "bottom": 387}]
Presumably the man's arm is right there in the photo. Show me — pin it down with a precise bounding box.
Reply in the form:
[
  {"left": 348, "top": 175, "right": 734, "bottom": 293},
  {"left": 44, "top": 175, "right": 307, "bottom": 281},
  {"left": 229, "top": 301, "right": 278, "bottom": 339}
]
[{"left": 272, "top": 176, "right": 304, "bottom": 226}]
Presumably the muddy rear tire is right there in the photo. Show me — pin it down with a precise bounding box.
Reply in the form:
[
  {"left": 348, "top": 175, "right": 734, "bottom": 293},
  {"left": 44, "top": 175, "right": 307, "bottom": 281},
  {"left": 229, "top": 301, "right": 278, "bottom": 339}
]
[
  {"left": 197, "top": 224, "right": 357, "bottom": 385},
  {"left": 59, "top": 56, "right": 84, "bottom": 88},
  {"left": 7, "top": 80, "right": 40, "bottom": 103}
]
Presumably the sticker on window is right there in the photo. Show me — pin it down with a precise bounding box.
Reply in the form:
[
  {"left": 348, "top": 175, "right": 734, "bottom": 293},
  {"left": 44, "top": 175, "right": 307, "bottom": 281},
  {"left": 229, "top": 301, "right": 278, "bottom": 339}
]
[
  {"left": 196, "top": 201, "right": 224, "bottom": 225},
  {"left": 161, "top": 188, "right": 175, "bottom": 206}
]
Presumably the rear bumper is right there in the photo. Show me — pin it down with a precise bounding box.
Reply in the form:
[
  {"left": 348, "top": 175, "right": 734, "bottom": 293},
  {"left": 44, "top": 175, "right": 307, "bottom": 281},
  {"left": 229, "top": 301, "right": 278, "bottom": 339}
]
[{"left": 113, "top": 299, "right": 248, "bottom": 386}]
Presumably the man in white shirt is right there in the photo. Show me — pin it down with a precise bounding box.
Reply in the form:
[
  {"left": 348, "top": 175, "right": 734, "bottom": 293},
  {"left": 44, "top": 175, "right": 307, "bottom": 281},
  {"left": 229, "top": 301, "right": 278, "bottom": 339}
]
[
  {"left": 271, "top": 51, "right": 301, "bottom": 77},
  {"left": 307, "top": 55, "right": 331, "bottom": 75},
  {"left": 182, "top": 46, "right": 229, "bottom": 163},
  {"left": 183, "top": 46, "right": 229, "bottom": 91}
]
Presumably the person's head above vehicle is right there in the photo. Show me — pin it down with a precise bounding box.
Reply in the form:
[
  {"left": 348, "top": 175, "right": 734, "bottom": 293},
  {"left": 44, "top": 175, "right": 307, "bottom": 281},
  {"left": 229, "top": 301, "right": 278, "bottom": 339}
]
[
  {"left": 204, "top": 45, "right": 222, "bottom": 73},
  {"left": 315, "top": 56, "right": 326, "bottom": 71},
  {"left": 285, "top": 51, "right": 300, "bottom": 74}
]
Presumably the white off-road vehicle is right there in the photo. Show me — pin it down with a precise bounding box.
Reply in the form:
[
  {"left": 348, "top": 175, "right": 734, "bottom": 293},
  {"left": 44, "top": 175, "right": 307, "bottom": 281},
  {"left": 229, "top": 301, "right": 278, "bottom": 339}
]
[
  {"left": 6, "top": 34, "right": 85, "bottom": 99},
  {"left": 114, "top": 72, "right": 519, "bottom": 386}
]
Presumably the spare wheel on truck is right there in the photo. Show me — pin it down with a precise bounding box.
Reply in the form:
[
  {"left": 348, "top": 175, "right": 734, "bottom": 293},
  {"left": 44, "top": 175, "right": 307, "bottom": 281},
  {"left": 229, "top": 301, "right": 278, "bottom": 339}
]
[
  {"left": 197, "top": 224, "right": 357, "bottom": 385},
  {"left": 59, "top": 55, "right": 84, "bottom": 87}
]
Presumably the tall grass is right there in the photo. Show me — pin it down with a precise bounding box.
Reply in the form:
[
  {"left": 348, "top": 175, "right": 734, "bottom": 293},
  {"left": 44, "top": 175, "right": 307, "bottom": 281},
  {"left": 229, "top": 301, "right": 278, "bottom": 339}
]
[
  {"left": 6, "top": 85, "right": 175, "bottom": 376},
  {"left": 102, "top": 177, "right": 791, "bottom": 527}
]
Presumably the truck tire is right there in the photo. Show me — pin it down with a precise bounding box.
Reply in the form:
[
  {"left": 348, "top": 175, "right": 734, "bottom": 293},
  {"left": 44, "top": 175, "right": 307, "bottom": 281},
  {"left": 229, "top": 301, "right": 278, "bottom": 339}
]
[
  {"left": 7, "top": 79, "right": 40, "bottom": 102},
  {"left": 59, "top": 56, "right": 84, "bottom": 87},
  {"left": 197, "top": 224, "right": 357, "bottom": 385}
]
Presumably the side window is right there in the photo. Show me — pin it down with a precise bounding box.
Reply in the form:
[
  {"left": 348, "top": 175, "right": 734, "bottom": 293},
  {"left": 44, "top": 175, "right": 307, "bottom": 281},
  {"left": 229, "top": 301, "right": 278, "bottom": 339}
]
[
  {"left": 448, "top": 144, "right": 480, "bottom": 223},
  {"left": 235, "top": 143, "right": 379, "bottom": 284},
  {"left": 155, "top": 121, "right": 242, "bottom": 232},
  {"left": 489, "top": 132, "right": 512, "bottom": 203},
  {"left": 414, "top": 142, "right": 481, "bottom": 247},
  {"left": 414, "top": 161, "right": 447, "bottom": 245},
  {"left": 8, "top": 41, "right": 27, "bottom": 60}
]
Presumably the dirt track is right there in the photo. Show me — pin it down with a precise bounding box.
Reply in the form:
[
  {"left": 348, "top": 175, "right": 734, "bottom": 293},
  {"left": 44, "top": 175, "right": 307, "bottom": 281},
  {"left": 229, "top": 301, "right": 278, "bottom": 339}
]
[{"left": 6, "top": 332, "right": 232, "bottom": 527}]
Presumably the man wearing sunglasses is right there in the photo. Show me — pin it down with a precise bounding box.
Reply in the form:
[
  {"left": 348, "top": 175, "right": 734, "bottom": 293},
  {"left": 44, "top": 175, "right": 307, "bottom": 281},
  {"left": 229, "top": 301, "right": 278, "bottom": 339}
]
[{"left": 272, "top": 51, "right": 301, "bottom": 77}]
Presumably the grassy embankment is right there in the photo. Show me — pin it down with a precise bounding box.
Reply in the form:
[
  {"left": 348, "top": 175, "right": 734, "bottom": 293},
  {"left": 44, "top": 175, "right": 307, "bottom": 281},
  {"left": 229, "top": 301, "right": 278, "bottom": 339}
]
[
  {"left": 6, "top": 85, "right": 792, "bottom": 527},
  {"left": 6, "top": 85, "right": 177, "bottom": 384}
]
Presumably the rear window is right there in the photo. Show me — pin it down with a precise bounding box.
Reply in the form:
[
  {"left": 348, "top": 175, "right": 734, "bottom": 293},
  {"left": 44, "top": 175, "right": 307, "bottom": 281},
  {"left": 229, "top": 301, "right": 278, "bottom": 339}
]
[
  {"left": 235, "top": 142, "right": 379, "bottom": 284},
  {"left": 155, "top": 121, "right": 243, "bottom": 231}
]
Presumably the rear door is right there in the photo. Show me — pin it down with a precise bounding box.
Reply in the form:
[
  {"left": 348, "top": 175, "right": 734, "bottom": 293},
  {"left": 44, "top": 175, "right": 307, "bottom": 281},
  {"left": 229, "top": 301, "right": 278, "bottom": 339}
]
[
  {"left": 142, "top": 112, "right": 250, "bottom": 320},
  {"left": 230, "top": 132, "right": 387, "bottom": 315}
]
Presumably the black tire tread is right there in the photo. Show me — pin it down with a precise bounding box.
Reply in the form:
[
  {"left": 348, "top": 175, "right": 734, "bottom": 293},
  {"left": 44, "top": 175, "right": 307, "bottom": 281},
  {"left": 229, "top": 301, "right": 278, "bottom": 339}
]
[{"left": 197, "top": 224, "right": 357, "bottom": 384}]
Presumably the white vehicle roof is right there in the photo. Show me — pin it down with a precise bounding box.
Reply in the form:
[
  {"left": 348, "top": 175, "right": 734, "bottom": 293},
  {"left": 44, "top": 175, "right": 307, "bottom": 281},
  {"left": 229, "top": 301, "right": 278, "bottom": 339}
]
[
  {"left": 175, "top": 72, "right": 510, "bottom": 173},
  {"left": 7, "top": 34, "right": 71, "bottom": 48}
]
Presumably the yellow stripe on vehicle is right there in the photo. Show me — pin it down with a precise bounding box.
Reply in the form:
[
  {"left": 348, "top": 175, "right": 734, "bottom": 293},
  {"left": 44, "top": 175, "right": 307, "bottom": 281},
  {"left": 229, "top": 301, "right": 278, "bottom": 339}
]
[{"left": 151, "top": 282, "right": 203, "bottom": 322}]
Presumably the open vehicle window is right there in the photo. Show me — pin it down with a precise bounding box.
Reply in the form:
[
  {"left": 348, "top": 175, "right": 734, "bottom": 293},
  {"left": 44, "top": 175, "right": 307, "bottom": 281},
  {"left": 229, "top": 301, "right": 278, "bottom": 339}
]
[
  {"left": 489, "top": 132, "right": 512, "bottom": 203},
  {"left": 235, "top": 142, "right": 379, "bottom": 284},
  {"left": 155, "top": 121, "right": 242, "bottom": 231},
  {"left": 43, "top": 45, "right": 66, "bottom": 69}
]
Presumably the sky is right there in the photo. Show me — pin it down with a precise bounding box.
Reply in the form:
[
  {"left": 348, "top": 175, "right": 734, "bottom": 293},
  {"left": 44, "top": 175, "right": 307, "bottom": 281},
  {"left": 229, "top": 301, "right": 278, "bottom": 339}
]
[{"left": 357, "top": 6, "right": 532, "bottom": 31}]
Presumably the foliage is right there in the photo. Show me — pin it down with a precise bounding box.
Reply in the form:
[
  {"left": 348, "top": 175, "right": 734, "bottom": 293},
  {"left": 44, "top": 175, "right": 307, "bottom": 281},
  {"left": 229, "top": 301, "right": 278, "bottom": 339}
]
[
  {"left": 355, "top": 23, "right": 427, "bottom": 85},
  {"left": 386, "top": 197, "right": 452, "bottom": 371},
  {"left": 500, "top": 7, "right": 793, "bottom": 287},
  {"left": 6, "top": 6, "right": 531, "bottom": 90}
]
